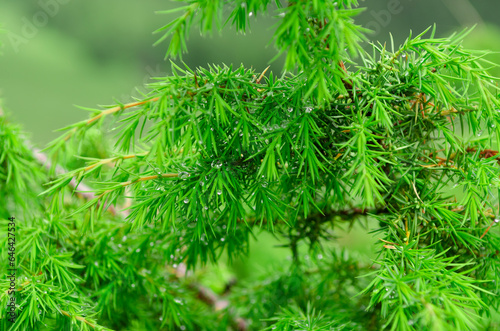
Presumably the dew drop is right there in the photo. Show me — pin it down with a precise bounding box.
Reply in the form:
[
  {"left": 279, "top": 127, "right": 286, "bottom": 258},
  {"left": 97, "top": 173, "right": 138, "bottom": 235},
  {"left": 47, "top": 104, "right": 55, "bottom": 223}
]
[
  {"left": 179, "top": 171, "right": 190, "bottom": 179},
  {"left": 249, "top": 11, "right": 253, "bottom": 17},
  {"left": 217, "top": 189, "right": 222, "bottom": 195},
  {"left": 184, "top": 198, "right": 189, "bottom": 204},
  {"left": 131, "top": 284, "right": 135, "bottom": 288},
  {"left": 221, "top": 237, "right": 225, "bottom": 242},
  {"left": 287, "top": 107, "right": 293, "bottom": 112},
  {"left": 305, "top": 107, "right": 313, "bottom": 113},
  {"left": 204, "top": 206, "right": 209, "bottom": 210},
  {"left": 136, "top": 248, "right": 141, "bottom": 253},
  {"left": 212, "top": 160, "right": 223, "bottom": 169}
]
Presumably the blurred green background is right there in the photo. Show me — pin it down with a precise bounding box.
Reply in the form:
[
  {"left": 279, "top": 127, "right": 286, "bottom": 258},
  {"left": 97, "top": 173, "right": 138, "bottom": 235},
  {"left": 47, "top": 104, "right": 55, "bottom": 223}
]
[{"left": 1, "top": 0, "right": 499, "bottom": 283}]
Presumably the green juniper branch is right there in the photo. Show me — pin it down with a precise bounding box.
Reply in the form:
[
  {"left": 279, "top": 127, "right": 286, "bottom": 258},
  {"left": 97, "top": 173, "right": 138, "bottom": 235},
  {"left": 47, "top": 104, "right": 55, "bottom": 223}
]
[
  {"left": 36, "top": 145, "right": 250, "bottom": 329},
  {"left": 2, "top": 1, "right": 500, "bottom": 330}
]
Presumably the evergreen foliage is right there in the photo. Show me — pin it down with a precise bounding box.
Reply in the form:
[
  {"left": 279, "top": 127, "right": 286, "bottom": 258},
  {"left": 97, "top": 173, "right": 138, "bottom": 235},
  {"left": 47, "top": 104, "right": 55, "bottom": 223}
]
[{"left": 2, "top": 1, "right": 500, "bottom": 330}]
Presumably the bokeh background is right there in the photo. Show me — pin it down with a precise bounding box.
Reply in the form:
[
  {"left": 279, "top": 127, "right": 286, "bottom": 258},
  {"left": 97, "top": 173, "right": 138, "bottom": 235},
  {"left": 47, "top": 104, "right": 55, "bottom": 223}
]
[{"left": 1, "top": 0, "right": 499, "bottom": 281}]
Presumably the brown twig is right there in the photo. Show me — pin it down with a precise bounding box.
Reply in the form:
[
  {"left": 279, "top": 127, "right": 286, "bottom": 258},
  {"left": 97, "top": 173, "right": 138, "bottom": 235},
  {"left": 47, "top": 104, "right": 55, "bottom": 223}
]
[
  {"left": 256, "top": 66, "right": 270, "bottom": 84},
  {"left": 480, "top": 219, "right": 499, "bottom": 239},
  {"left": 87, "top": 97, "right": 160, "bottom": 125},
  {"left": 339, "top": 60, "right": 353, "bottom": 92},
  {"left": 466, "top": 147, "right": 500, "bottom": 164},
  {"left": 173, "top": 264, "right": 248, "bottom": 330},
  {"left": 63, "top": 97, "right": 161, "bottom": 142}
]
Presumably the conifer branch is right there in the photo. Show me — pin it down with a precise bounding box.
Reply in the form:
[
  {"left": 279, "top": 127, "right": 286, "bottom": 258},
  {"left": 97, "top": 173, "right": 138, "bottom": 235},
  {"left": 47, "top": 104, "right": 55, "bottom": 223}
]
[
  {"left": 175, "top": 263, "right": 248, "bottom": 330},
  {"left": 86, "top": 98, "right": 160, "bottom": 125},
  {"left": 5, "top": 2, "right": 500, "bottom": 329},
  {"left": 32, "top": 147, "right": 119, "bottom": 216},
  {"left": 82, "top": 152, "right": 149, "bottom": 172},
  {"left": 60, "top": 310, "right": 97, "bottom": 329},
  {"left": 32, "top": 145, "right": 247, "bottom": 328},
  {"left": 95, "top": 173, "right": 179, "bottom": 200},
  {"left": 62, "top": 97, "right": 161, "bottom": 142}
]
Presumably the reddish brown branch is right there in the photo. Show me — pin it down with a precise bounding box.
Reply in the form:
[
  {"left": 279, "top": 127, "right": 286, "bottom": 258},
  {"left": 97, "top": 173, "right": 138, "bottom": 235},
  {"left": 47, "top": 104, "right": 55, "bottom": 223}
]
[
  {"left": 467, "top": 147, "right": 500, "bottom": 164},
  {"left": 173, "top": 264, "right": 248, "bottom": 330}
]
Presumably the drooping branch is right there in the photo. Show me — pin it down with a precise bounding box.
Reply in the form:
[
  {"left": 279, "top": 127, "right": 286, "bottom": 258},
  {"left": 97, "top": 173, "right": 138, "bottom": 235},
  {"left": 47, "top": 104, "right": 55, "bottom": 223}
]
[
  {"left": 95, "top": 173, "right": 179, "bottom": 200},
  {"left": 32, "top": 147, "right": 120, "bottom": 216},
  {"left": 174, "top": 264, "right": 247, "bottom": 330},
  {"left": 62, "top": 97, "right": 161, "bottom": 142}
]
